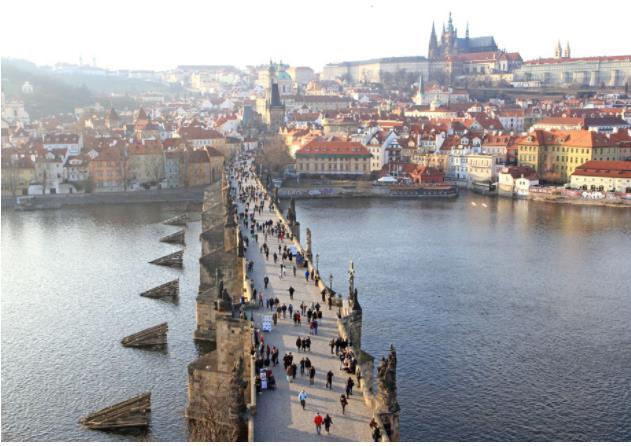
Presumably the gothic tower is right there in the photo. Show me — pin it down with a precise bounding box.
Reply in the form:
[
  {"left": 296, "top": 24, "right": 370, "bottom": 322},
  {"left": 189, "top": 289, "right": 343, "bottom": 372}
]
[
  {"left": 564, "top": 41, "right": 571, "bottom": 58},
  {"left": 428, "top": 21, "right": 438, "bottom": 59},
  {"left": 555, "top": 40, "right": 562, "bottom": 58}
]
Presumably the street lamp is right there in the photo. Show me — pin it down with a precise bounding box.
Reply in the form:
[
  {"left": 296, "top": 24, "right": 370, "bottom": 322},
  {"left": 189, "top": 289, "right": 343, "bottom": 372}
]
[
  {"left": 329, "top": 273, "right": 333, "bottom": 291},
  {"left": 316, "top": 254, "right": 320, "bottom": 273}
]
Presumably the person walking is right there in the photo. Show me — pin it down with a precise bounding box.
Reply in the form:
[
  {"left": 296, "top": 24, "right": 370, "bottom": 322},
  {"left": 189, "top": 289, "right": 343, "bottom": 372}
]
[
  {"left": 326, "top": 370, "right": 334, "bottom": 389},
  {"left": 372, "top": 426, "right": 382, "bottom": 442},
  {"left": 298, "top": 389, "right": 308, "bottom": 410},
  {"left": 300, "top": 357, "right": 306, "bottom": 376},
  {"left": 293, "top": 265, "right": 297, "bottom": 277},
  {"left": 288, "top": 286, "right": 295, "bottom": 300},
  {"left": 340, "top": 394, "right": 348, "bottom": 414},
  {"left": 329, "top": 338, "right": 336, "bottom": 355},
  {"left": 264, "top": 276, "right": 269, "bottom": 289},
  {"left": 314, "top": 412, "right": 323, "bottom": 435},
  {"left": 346, "top": 377, "right": 354, "bottom": 397},
  {"left": 288, "top": 303, "right": 293, "bottom": 318},
  {"left": 296, "top": 336, "right": 302, "bottom": 352},
  {"left": 323, "top": 414, "right": 333, "bottom": 434},
  {"left": 304, "top": 270, "right": 309, "bottom": 282},
  {"left": 309, "top": 365, "right": 316, "bottom": 385}
]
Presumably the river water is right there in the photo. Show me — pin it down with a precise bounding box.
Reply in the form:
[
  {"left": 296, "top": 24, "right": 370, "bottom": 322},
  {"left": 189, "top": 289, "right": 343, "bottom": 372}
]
[
  {"left": 291, "top": 194, "right": 631, "bottom": 441},
  {"left": 2, "top": 197, "right": 630, "bottom": 441},
  {"left": 1, "top": 204, "right": 202, "bottom": 441}
]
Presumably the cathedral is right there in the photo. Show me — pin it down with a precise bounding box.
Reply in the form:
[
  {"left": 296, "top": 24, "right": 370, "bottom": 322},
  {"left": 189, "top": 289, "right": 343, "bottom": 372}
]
[{"left": 428, "top": 12, "right": 498, "bottom": 60}]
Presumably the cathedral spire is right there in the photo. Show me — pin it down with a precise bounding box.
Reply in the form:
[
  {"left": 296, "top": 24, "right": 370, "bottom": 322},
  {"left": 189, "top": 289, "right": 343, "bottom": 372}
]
[
  {"left": 466, "top": 22, "right": 469, "bottom": 38},
  {"left": 447, "top": 11, "right": 454, "bottom": 33},
  {"left": 564, "top": 41, "right": 571, "bottom": 58},
  {"left": 555, "top": 40, "right": 562, "bottom": 59},
  {"left": 428, "top": 21, "right": 438, "bottom": 58}
]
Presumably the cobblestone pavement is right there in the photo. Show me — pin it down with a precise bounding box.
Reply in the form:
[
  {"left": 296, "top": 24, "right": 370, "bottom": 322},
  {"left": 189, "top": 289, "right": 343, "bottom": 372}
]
[{"left": 235, "top": 175, "right": 373, "bottom": 442}]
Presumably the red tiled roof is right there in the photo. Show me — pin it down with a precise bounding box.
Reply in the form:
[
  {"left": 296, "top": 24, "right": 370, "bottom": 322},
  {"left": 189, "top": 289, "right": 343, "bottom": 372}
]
[{"left": 572, "top": 160, "right": 631, "bottom": 179}]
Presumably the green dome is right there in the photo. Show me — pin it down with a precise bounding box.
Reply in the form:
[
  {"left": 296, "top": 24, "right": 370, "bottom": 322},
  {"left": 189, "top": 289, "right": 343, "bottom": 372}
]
[{"left": 277, "top": 71, "right": 292, "bottom": 81}]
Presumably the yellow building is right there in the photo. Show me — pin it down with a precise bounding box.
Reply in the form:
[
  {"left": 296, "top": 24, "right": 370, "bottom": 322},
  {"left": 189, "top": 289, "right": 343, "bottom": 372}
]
[
  {"left": 516, "top": 130, "right": 620, "bottom": 183},
  {"left": 1, "top": 154, "right": 36, "bottom": 195},
  {"left": 295, "top": 140, "right": 371, "bottom": 176}
]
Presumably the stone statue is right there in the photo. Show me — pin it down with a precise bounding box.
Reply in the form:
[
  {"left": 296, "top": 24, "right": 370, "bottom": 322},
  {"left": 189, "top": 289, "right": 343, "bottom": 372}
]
[
  {"left": 377, "top": 345, "right": 400, "bottom": 413},
  {"left": 348, "top": 260, "right": 355, "bottom": 299},
  {"left": 217, "top": 279, "right": 225, "bottom": 300},
  {"left": 287, "top": 198, "right": 296, "bottom": 224},
  {"left": 351, "top": 288, "right": 362, "bottom": 311},
  {"left": 306, "top": 228, "right": 312, "bottom": 258}
]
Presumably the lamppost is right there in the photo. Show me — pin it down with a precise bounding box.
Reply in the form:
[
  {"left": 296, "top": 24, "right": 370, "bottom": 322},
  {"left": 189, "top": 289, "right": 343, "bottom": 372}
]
[
  {"left": 316, "top": 254, "right": 320, "bottom": 275},
  {"left": 329, "top": 273, "right": 333, "bottom": 292}
]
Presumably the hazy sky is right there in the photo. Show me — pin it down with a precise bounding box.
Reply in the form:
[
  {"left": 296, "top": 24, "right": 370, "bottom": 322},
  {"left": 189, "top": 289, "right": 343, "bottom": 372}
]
[{"left": 2, "top": 0, "right": 629, "bottom": 71}]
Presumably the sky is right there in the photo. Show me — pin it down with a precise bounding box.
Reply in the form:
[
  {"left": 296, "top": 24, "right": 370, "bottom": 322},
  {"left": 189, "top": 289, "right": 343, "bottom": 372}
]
[{"left": 1, "top": 0, "right": 629, "bottom": 72}]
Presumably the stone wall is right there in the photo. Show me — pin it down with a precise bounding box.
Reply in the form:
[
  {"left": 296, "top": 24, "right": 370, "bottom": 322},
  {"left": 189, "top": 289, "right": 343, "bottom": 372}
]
[{"left": 186, "top": 171, "right": 253, "bottom": 441}]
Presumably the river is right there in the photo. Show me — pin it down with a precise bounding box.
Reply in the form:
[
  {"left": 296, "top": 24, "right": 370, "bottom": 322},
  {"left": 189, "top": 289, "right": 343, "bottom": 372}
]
[
  {"left": 1, "top": 204, "right": 202, "bottom": 441},
  {"left": 2, "top": 196, "right": 630, "bottom": 441},
  {"left": 291, "top": 193, "right": 631, "bottom": 441}
]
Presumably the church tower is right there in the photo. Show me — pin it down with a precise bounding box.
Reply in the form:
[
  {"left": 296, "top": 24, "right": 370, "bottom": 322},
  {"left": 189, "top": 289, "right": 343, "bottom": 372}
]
[
  {"left": 563, "top": 41, "right": 571, "bottom": 58},
  {"left": 428, "top": 22, "right": 438, "bottom": 59},
  {"left": 265, "top": 61, "right": 285, "bottom": 132},
  {"left": 414, "top": 73, "right": 425, "bottom": 106},
  {"left": 555, "top": 40, "right": 562, "bottom": 59}
]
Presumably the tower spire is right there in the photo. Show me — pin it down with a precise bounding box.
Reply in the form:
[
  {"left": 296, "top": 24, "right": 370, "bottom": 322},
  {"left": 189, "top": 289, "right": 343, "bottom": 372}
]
[
  {"left": 447, "top": 11, "right": 454, "bottom": 32},
  {"left": 428, "top": 21, "right": 438, "bottom": 59},
  {"left": 466, "top": 21, "right": 469, "bottom": 38}
]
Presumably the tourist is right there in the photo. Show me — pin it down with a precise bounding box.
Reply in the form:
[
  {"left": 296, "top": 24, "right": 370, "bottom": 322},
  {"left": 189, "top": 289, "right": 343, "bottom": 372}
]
[
  {"left": 293, "top": 265, "right": 297, "bottom": 277},
  {"left": 301, "top": 338, "right": 307, "bottom": 352},
  {"left": 300, "top": 357, "right": 306, "bottom": 376},
  {"left": 340, "top": 394, "right": 348, "bottom": 414},
  {"left": 298, "top": 389, "right": 308, "bottom": 410},
  {"left": 288, "top": 303, "right": 293, "bottom": 318},
  {"left": 330, "top": 338, "right": 336, "bottom": 355},
  {"left": 304, "top": 270, "right": 309, "bottom": 282},
  {"left": 326, "top": 370, "right": 334, "bottom": 389},
  {"left": 305, "top": 336, "right": 311, "bottom": 352},
  {"left": 291, "top": 363, "right": 297, "bottom": 380},
  {"left": 309, "top": 365, "right": 316, "bottom": 385},
  {"left": 372, "top": 426, "right": 382, "bottom": 442},
  {"left": 273, "top": 253, "right": 278, "bottom": 264},
  {"left": 264, "top": 276, "right": 269, "bottom": 289},
  {"left": 272, "top": 312, "right": 277, "bottom": 325},
  {"left": 346, "top": 377, "right": 354, "bottom": 397},
  {"left": 288, "top": 286, "right": 295, "bottom": 299},
  {"left": 296, "top": 336, "right": 302, "bottom": 352},
  {"left": 281, "top": 303, "right": 287, "bottom": 318},
  {"left": 323, "top": 414, "right": 333, "bottom": 434},
  {"left": 321, "top": 288, "right": 326, "bottom": 302},
  {"left": 314, "top": 412, "right": 323, "bottom": 435},
  {"left": 286, "top": 365, "right": 293, "bottom": 382}
]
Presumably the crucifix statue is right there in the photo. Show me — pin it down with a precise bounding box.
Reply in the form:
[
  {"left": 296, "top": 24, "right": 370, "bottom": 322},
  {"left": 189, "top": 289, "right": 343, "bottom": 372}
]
[{"left": 348, "top": 260, "right": 355, "bottom": 299}]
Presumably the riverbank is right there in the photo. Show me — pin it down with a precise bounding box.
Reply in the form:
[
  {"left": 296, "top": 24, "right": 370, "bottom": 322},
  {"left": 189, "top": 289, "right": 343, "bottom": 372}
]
[{"left": 1, "top": 187, "right": 205, "bottom": 210}]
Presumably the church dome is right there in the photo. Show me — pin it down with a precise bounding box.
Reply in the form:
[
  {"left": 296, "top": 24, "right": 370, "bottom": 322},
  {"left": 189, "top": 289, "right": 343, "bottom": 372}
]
[{"left": 277, "top": 71, "right": 292, "bottom": 81}]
